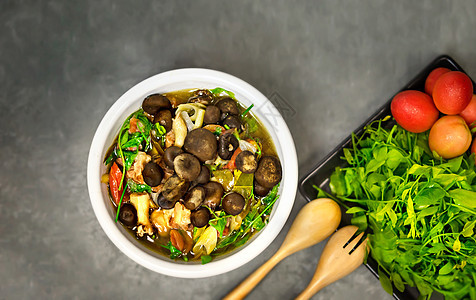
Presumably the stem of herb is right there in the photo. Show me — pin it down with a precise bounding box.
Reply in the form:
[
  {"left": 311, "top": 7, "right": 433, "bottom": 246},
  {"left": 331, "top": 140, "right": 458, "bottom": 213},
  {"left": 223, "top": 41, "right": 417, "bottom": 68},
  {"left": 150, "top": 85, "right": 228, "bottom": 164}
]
[{"left": 241, "top": 104, "right": 254, "bottom": 118}]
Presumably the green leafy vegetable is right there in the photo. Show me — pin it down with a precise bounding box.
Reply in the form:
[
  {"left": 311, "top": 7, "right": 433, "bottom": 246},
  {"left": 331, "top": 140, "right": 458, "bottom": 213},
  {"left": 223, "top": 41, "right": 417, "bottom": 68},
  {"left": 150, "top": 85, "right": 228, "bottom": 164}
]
[
  {"left": 207, "top": 209, "right": 229, "bottom": 237},
  {"left": 110, "top": 109, "right": 154, "bottom": 220},
  {"left": 213, "top": 127, "right": 222, "bottom": 136},
  {"left": 161, "top": 241, "right": 182, "bottom": 259},
  {"left": 127, "top": 179, "right": 152, "bottom": 193},
  {"left": 326, "top": 118, "right": 476, "bottom": 299},
  {"left": 209, "top": 87, "right": 236, "bottom": 99},
  {"left": 244, "top": 116, "right": 259, "bottom": 134},
  {"left": 201, "top": 255, "right": 212, "bottom": 265}
]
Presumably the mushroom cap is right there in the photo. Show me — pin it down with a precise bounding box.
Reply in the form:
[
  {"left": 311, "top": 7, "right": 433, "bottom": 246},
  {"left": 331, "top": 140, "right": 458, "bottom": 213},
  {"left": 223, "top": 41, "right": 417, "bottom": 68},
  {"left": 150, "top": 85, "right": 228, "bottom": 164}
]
[
  {"left": 154, "top": 109, "right": 172, "bottom": 132},
  {"left": 118, "top": 203, "right": 137, "bottom": 227},
  {"left": 194, "top": 166, "right": 211, "bottom": 185},
  {"left": 191, "top": 207, "right": 210, "bottom": 228},
  {"left": 203, "top": 105, "right": 221, "bottom": 125},
  {"left": 183, "top": 128, "right": 218, "bottom": 162},
  {"left": 164, "top": 146, "right": 184, "bottom": 169},
  {"left": 142, "top": 162, "right": 163, "bottom": 187},
  {"left": 203, "top": 181, "right": 224, "bottom": 210},
  {"left": 216, "top": 98, "right": 239, "bottom": 116},
  {"left": 255, "top": 156, "right": 282, "bottom": 189},
  {"left": 158, "top": 194, "right": 176, "bottom": 209},
  {"left": 162, "top": 174, "right": 190, "bottom": 202},
  {"left": 174, "top": 153, "right": 201, "bottom": 181},
  {"left": 189, "top": 89, "right": 213, "bottom": 106},
  {"left": 142, "top": 94, "right": 171, "bottom": 114},
  {"left": 235, "top": 150, "right": 258, "bottom": 174},
  {"left": 222, "top": 115, "right": 241, "bottom": 129},
  {"left": 222, "top": 192, "right": 245, "bottom": 216},
  {"left": 217, "top": 131, "right": 239, "bottom": 160},
  {"left": 253, "top": 180, "right": 271, "bottom": 197}
]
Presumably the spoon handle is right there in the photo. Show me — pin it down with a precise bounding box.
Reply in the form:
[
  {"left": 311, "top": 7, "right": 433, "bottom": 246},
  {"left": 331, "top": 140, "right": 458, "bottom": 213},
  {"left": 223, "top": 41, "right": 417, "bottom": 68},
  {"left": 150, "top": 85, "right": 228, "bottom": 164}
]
[
  {"left": 295, "top": 278, "right": 326, "bottom": 300},
  {"left": 223, "top": 251, "right": 286, "bottom": 300}
]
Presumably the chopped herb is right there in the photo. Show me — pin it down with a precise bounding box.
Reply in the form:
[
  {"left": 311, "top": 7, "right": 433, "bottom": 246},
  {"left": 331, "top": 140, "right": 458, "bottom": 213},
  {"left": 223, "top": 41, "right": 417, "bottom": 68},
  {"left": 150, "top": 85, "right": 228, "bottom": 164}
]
[
  {"left": 241, "top": 104, "right": 254, "bottom": 118},
  {"left": 232, "top": 129, "right": 240, "bottom": 141},
  {"left": 209, "top": 87, "right": 236, "bottom": 99},
  {"left": 213, "top": 127, "right": 222, "bottom": 136},
  {"left": 224, "top": 124, "right": 231, "bottom": 130},
  {"left": 161, "top": 241, "right": 182, "bottom": 259},
  {"left": 127, "top": 179, "right": 152, "bottom": 193},
  {"left": 201, "top": 255, "right": 212, "bottom": 264},
  {"left": 206, "top": 209, "right": 229, "bottom": 237},
  {"left": 155, "top": 123, "right": 166, "bottom": 136}
]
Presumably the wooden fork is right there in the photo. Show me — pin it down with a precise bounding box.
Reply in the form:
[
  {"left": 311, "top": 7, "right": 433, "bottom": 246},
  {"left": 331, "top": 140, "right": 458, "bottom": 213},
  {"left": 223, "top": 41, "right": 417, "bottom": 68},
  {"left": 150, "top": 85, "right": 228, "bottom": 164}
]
[{"left": 295, "top": 225, "right": 369, "bottom": 300}]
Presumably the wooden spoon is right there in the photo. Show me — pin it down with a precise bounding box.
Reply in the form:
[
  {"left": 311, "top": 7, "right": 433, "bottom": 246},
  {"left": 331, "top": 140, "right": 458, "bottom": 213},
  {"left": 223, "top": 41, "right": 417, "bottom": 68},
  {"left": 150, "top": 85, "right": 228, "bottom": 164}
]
[
  {"left": 295, "top": 225, "right": 369, "bottom": 300},
  {"left": 224, "top": 198, "right": 341, "bottom": 300}
]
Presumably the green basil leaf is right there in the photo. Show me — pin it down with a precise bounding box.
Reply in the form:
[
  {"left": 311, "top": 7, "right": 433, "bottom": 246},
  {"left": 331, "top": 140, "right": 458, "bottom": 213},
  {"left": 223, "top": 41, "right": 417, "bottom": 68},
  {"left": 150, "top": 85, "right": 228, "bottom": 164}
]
[
  {"left": 346, "top": 207, "right": 366, "bottom": 214},
  {"left": 449, "top": 189, "right": 476, "bottom": 208},
  {"left": 378, "top": 268, "right": 393, "bottom": 295}
]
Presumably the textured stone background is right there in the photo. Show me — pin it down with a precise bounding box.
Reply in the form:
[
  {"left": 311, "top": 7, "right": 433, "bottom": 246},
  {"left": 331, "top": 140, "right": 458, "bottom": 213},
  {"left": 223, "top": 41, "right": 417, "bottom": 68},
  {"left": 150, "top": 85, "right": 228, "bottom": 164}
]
[{"left": 1, "top": 1, "right": 475, "bottom": 299}]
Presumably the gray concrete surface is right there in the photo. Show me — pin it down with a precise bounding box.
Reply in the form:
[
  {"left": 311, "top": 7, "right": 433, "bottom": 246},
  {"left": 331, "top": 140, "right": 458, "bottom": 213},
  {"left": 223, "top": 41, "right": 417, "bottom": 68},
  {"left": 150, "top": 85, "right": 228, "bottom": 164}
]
[{"left": 1, "top": 1, "right": 475, "bottom": 299}]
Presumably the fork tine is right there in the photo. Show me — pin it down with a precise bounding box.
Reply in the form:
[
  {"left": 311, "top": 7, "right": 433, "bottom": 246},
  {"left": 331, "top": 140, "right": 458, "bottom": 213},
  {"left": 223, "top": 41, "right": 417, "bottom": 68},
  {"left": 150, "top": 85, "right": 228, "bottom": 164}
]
[
  {"left": 342, "top": 227, "right": 360, "bottom": 248},
  {"left": 348, "top": 233, "right": 367, "bottom": 255}
]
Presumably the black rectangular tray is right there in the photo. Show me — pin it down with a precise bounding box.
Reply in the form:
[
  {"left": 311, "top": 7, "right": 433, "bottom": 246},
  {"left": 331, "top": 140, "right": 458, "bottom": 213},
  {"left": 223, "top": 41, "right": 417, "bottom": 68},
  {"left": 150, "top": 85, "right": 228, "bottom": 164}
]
[{"left": 298, "top": 55, "right": 474, "bottom": 300}]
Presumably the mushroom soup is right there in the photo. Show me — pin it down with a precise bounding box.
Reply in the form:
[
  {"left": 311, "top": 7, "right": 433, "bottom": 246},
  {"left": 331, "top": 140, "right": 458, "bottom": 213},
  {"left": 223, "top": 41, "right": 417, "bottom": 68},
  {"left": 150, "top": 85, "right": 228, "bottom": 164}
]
[{"left": 102, "top": 88, "right": 282, "bottom": 263}]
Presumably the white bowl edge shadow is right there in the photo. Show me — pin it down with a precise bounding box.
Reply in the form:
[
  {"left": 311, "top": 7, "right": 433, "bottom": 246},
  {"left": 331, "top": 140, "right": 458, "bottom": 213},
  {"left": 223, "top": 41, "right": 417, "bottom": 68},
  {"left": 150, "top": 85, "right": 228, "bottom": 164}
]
[{"left": 87, "top": 68, "right": 298, "bottom": 278}]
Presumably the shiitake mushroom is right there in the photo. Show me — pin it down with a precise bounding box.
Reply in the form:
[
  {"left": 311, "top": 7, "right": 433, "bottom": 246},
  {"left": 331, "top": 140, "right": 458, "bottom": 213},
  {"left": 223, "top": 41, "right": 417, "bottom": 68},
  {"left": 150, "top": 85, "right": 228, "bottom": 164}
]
[
  {"left": 161, "top": 174, "right": 190, "bottom": 204},
  {"left": 255, "top": 156, "right": 282, "bottom": 189},
  {"left": 218, "top": 132, "right": 239, "bottom": 160},
  {"left": 191, "top": 207, "right": 210, "bottom": 228},
  {"left": 118, "top": 203, "right": 137, "bottom": 227},
  {"left": 142, "top": 162, "right": 163, "bottom": 187},
  {"left": 183, "top": 128, "right": 217, "bottom": 162},
  {"left": 203, "top": 181, "right": 224, "bottom": 209},
  {"left": 203, "top": 105, "right": 220, "bottom": 124},
  {"left": 189, "top": 89, "right": 213, "bottom": 105},
  {"left": 154, "top": 109, "right": 172, "bottom": 132},
  {"left": 216, "top": 98, "right": 239, "bottom": 116},
  {"left": 253, "top": 180, "right": 270, "bottom": 197},
  {"left": 173, "top": 153, "right": 201, "bottom": 181},
  {"left": 222, "top": 115, "right": 242, "bottom": 130},
  {"left": 164, "top": 146, "right": 184, "bottom": 169},
  {"left": 235, "top": 150, "right": 257, "bottom": 173},
  {"left": 183, "top": 186, "right": 206, "bottom": 210},
  {"left": 142, "top": 94, "right": 171, "bottom": 115},
  {"left": 222, "top": 192, "right": 245, "bottom": 216}
]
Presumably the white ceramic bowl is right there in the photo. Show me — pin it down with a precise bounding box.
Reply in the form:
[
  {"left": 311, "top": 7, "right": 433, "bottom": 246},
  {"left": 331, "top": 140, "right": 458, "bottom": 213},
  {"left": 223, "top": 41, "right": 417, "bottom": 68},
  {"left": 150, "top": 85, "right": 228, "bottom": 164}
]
[{"left": 87, "top": 68, "right": 298, "bottom": 278}]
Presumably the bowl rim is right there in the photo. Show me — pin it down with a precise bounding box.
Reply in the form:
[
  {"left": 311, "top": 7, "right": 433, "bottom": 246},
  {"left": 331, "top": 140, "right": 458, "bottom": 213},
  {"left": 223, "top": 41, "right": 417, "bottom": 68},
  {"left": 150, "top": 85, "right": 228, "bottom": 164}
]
[{"left": 87, "top": 68, "right": 298, "bottom": 278}]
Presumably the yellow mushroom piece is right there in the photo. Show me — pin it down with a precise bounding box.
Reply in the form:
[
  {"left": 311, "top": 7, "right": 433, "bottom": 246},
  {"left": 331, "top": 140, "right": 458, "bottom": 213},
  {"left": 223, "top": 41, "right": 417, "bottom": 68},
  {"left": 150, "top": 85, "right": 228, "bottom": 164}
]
[
  {"left": 175, "top": 103, "right": 206, "bottom": 129},
  {"left": 172, "top": 114, "right": 187, "bottom": 148},
  {"left": 228, "top": 215, "right": 243, "bottom": 233},
  {"left": 192, "top": 225, "right": 218, "bottom": 256},
  {"left": 129, "top": 193, "right": 154, "bottom": 237}
]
